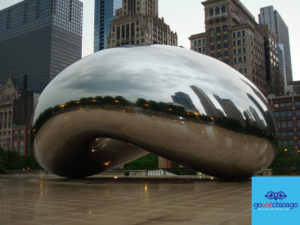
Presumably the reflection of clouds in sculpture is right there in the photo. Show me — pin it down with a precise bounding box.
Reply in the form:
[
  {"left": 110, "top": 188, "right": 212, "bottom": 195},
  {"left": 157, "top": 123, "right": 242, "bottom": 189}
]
[
  {"left": 32, "top": 45, "right": 277, "bottom": 179},
  {"left": 34, "top": 46, "right": 257, "bottom": 122}
]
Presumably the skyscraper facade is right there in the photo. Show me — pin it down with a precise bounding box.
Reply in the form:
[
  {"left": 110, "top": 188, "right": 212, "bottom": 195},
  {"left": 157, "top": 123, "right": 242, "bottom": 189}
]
[
  {"left": 0, "top": 0, "right": 83, "bottom": 92},
  {"left": 190, "top": 0, "right": 267, "bottom": 95},
  {"left": 259, "top": 6, "right": 293, "bottom": 84},
  {"left": 268, "top": 95, "right": 300, "bottom": 154},
  {"left": 94, "top": 0, "right": 122, "bottom": 52},
  {"left": 189, "top": 0, "right": 283, "bottom": 97},
  {"left": 107, "top": 0, "right": 177, "bottom": 48}
]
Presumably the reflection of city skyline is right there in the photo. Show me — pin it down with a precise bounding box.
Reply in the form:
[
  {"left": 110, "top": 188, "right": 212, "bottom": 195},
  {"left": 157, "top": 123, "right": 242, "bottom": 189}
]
[
  {"left": 213, "top": 94, "right": 245, "bottom": 126},
  {"left": 191, "top": 85, "right": 224, "bottom": 118},
  {"left": 172, "top": 92, "right": 197, "bottom": 111}
]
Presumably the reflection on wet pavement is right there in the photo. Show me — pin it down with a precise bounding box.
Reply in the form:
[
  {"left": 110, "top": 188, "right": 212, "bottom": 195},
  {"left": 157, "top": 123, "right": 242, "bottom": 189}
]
[{"left": 0, "top": 174, "right": 251, "bottom": 225}]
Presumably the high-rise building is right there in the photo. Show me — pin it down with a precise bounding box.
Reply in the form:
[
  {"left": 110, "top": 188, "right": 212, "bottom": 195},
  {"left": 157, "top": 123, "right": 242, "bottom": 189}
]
[
  {"left": 0, "top": 78, "right": 19, "bottom": 151},
  {"left": 259, "top": 6, "right": 293, "bottom": 84},
  {"left": 107, "top": 0, "right": 177, "bottom": 48},
  {"left": 190, "top": 0, "right": 267, "bottom": 96},
  {"left": 268, "top": 95, "right": 300, "bottom": 154},
  {"left": 0, "top": 0, "right": 83, "bottom": 92},
  {"left": 94, "top": 0, "right": 122, "bottom": 52},
  {"left": 0, "top": 76, "right": 38, "bottom": 155},
  {"left": 256, "top": 25, "right": 283, "bottom": 96}
]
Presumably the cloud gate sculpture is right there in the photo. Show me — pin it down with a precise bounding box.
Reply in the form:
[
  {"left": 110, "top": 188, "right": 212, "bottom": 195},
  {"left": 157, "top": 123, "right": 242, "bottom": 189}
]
[{"left": 32, "top": 45, "right": 277, "bottom": 179}]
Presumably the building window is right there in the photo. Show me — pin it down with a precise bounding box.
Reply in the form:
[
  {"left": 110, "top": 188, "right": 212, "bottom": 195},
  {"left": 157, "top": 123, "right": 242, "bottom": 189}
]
[
  {"left": 217, "top": 44, "right": 222, "bottom": 49},
  {"left": 210, "top": 29, "right": 214, "bottom": 35},
  {"left": 288, "top": 121, "right": 293, "bottom": 128},
  {"left": 223, "top": 34, "right": 228, "bottom": 40},
  {"left": 217, "top": 52, "right": 222, "bottom": 57},
  {"left": 209, "top": 8, "right": 214, "bottom": 16},
  {"left": 217, "top": 36, "right": 221, "bottom": 41},
  {"left": 238, "top": 57, "right": 242, "bottom": 63},
  {"left": 279, "top": 132, "right": 287, "bottom": 137},
  {"left": 224, "top": 42, "right": 228, "bottom": 48},
  {"left": 36, "top": 0, "right": 40, "bottom": 19},
  {"left": 210, "top": 45, "right": 215, "bottom": 50},
  {"left": 216, "top": 27, "right": 221, "bottom": 33},
  {"left": 237, "top": 31, "right": 241, "bottom": 37},
  {"left": 238, "top": 40, "right": 241, "bottom": 46},
  {"left": 203, "top": 47, "right": 206, "bottom": 52},
  {"left": 198, "top": 48, "right": 202, "bottom": 53},
  {"left": 215, "top": 7, "right": 220, "bottom": 15},
  {"left": 194, "top": 41, "right": 197, "bottom": 46},
  {"left": 210, "top": 37, "right": 214, "bottom": 42},
  {"left": 279, "top": 102, "right": 292, "bottom": 108},
  {"left": 221, "top": 6, "right": 226, "bottom": 13},
  {"left": 24, "top": 2, "right": 28, "bottom": 23},
  {"left": 233, "top": 41, "right": 236, "bottom": 46},
  {"left": 223, "top": 26, "right": 228, "bottom": 32},
  {"left": 233, "top": 32, "right": 236, "bottom": 38},
  {"left": 238, "top": 48, "right": 242, "bottom": 54},
  {"left": 244, "top": 68, "right": 248, "bottom": 73},
  {"left": 6, "top": 9, "right": 11, "bottom": 30},
  {"left": 243, "top": 48, "right": 246, "bottom": 54}
]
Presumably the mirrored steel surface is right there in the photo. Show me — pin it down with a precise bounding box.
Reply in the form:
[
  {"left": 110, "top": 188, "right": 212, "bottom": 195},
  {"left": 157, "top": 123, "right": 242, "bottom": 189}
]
[{"left": 32, "top": 45, "right": 277, "bottom": 178}]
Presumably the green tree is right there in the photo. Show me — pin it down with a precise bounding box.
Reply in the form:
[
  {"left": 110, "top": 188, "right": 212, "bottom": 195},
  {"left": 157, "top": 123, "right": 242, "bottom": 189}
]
[
  {"left": 20, "top": 154, "right": 42, "bottom": 170},
  {"left": 125, "top": 153, "right": 158, "bottom": 170},
  {"left": 0, "top": 154, "right": 6, "bottom": 174},
  {"left": 270, "top": 148, "right": 300, "bottom": 174},
  {"left": 0, "top": 148, "right": 42, "bottom": 171},
  {"left": 0, "top": 149, "right": 22, "bottom": 170}
]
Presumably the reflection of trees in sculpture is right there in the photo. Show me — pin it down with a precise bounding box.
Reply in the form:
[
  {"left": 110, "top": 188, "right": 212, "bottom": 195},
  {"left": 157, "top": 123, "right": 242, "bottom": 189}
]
[{"left": 32, "top": 95, "right": 277, "bottom": 145}]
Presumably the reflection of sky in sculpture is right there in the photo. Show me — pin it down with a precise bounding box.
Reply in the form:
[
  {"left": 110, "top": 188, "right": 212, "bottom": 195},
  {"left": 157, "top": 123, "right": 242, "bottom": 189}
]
[{"left": 33, "top": 45, "right": 272, "bottom": 130}]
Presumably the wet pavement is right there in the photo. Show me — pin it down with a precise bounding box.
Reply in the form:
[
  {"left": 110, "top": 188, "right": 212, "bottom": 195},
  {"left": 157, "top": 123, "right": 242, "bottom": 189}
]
[{"left": 0, "top": 174, "right": 251, "bottom": 225}]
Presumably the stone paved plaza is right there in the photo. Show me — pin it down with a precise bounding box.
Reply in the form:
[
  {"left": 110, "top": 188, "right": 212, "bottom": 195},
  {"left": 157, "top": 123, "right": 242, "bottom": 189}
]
[{"left": 0, "top": 174, "right": 251, "bottom": 225}]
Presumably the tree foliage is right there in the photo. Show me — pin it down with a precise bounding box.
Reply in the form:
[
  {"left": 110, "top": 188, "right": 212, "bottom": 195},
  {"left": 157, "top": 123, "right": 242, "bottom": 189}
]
[
  {"left": 270, "top": 147, "right": 300, "bottom": 174},
  {"left": 0, "top": 148, "right": 42, "bottom": 171},
  {"left": 124, "top": 153, "right": 158, "bottom": 170},
  {"left": 0, "top": 154, "right": 6, "bottom": 174}
]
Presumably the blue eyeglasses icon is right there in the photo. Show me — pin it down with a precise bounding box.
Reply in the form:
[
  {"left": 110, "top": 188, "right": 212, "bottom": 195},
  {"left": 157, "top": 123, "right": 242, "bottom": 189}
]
[{"left": 265, "top": 191, "right": 287, "bottom": 200}]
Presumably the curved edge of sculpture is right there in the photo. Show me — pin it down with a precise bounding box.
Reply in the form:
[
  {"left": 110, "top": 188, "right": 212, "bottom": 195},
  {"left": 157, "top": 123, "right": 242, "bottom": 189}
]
[{"left": 31, "top": 45, "right": 277, "bottom": 179}]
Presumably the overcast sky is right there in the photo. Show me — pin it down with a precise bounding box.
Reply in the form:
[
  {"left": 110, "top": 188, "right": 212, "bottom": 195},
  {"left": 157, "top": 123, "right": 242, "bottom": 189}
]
[{"left": 1, "top": 0, "right": 300, "bottom": 80}]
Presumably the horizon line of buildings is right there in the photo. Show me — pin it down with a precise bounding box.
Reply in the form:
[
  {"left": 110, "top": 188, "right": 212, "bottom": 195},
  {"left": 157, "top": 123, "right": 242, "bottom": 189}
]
[{"left": 0, "top": 0, "right": 298, "bottom": 155}]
